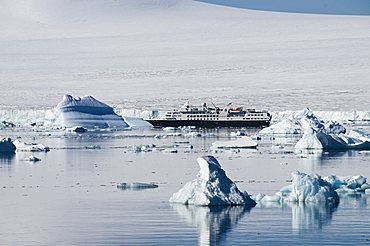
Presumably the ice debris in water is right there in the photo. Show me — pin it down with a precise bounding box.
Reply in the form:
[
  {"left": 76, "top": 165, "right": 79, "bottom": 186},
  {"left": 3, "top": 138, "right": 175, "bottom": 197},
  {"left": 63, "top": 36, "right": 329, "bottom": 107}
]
[
  {"left": 295, "top": 128, "right": 370, "bottom": 150},
  {"left": 169, "top": 156, "right": 256, "bottom": 206},
  {"left": 230, "top": 130, "right": 247, "bottom": 137},
  {"left": 24, "top": 155, "right": 41, "bottom": 162},
  {"left": 211, "top": 137, "right": 257, "bottom": 150},
  {"left": 260, "top": 108, "right": 346, "bottom": 135},
  {"left": 0, "top": 138, "right": 16, "bottom": 153},
  {"left": 323, "top": 175, "right": 370, "bottom": 193},
  {"left": 13, "top": 140, "right": 50, "bottom": 152},
  {"left": 255, "top": 172, "right": 370, "bottom": 204},
  {"left": 255, "top": 171, "right": 339, "bottom": 204},
  {"left": 117, "top": 182, "right": 158, "bottom": 190},
  {"left": 54, "top": 95, "right": 129, "bottom": 129}
]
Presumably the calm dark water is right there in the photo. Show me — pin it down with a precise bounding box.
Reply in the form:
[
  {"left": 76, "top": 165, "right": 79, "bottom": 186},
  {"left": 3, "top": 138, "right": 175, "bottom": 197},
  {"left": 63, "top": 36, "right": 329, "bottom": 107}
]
[{"left": 0, "top": 128, "right": 370, "bottom": 245}]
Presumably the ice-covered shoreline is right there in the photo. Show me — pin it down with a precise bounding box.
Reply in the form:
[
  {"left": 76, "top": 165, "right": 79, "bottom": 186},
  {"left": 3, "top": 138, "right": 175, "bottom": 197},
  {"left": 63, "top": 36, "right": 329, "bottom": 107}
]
[{"left": 1, "top": 108, "right": 369, "bottom": 128}]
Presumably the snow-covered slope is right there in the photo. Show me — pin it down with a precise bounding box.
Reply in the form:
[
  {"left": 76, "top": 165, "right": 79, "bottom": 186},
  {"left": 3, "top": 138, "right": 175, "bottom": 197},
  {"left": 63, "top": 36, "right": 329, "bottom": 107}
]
[{"left": 0, "top": 0, "right": 369, "bottom": 111}]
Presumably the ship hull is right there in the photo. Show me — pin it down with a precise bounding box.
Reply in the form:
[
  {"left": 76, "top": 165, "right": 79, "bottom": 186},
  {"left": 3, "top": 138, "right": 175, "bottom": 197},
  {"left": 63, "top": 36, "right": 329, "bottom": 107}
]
[{"left": 146, "top": 119, "right": 270, "bottom": 128}]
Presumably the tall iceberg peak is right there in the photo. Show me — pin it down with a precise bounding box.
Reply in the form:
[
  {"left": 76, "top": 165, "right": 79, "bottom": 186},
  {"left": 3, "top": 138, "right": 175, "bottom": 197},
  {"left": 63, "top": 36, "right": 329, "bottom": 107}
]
[
  {"left": 169, "top": 156, "right": 256, "bottom": 206},
  {"left": 55, "top": 95, "right": 129, "bottom": 129}
]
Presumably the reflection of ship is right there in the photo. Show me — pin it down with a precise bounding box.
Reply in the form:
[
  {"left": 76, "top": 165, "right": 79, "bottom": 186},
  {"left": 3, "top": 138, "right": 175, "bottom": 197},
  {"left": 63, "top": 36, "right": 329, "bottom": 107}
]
[{"left": 147, "top": 102, "right": 271, "bottom": 128}]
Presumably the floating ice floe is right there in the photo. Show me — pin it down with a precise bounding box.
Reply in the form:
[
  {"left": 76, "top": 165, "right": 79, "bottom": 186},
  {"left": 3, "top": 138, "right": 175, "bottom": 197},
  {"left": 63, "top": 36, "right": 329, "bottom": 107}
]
[
  {"left": 211, "top": 137, "right": 257, "bottom": 150},
  {"left": 323, "top": 175, "right": 370, "bottom": 193},
  {"left": 295, "top": 128, "right": 370, "bottom": 150},
  {"left": 254, "top": 171, "right": 339, "bottom": 204},
  {"left": 169, "top": 156, "right": 256, "bottom": 206},
  {"left": 24, "top": 155, "right": 41, "bottom": 162},
  {"left": 0, "top": 138, "right": 16, "bottom": 153},
  {"left": 13, "top": 140, "right": 50, "bottom": 152},
  {"left": 259, "top": 108, "right": 346, "bottom": 135},
  {"left": 54, "top": 95, "right": 129, "bottom": 129},
  {"left": 117, "top": 182, "right": 158, "bottom": 190},
  {"left": 66, "top": 126, "right": 88, "bottom": 133}
]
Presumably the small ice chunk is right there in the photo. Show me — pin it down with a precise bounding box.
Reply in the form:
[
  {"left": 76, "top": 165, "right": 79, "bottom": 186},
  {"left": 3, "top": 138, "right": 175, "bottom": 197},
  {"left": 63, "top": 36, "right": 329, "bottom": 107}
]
[
  {"left": 211, "top": 137, "right": 257, "bottom": 149},
  {"left": 184, "top": 132, "right": 202, "bottom": 137},
  {"left": 0, "top": 138, "right": 16, "bottom": 153},
  {"left": 169, "top": 156, "right": 256, "bottom": 206},
  {"left": 25, "top": 155, "right": 41, "bottom": 162},
  {"left": 117, "top": 182, "right": 158, "bottom": 190},
  {"left": 67, "top": 126, "right": 87, "bottom": 133}
]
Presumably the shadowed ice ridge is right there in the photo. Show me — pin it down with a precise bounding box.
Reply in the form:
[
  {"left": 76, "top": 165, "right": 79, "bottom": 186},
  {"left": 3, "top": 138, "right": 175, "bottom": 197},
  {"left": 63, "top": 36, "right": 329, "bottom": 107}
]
[
  {"left": 172, "top": 204, "right": 252, "bottom": 246},
  {"left": 169, "top": 156, "right": 256, "bottom": 206},
  {"left": 196, "top": 0, "right": 370, "bottom": 16},
  {"left": 54, "top": 95, "right": 129, "bottom": 129}
]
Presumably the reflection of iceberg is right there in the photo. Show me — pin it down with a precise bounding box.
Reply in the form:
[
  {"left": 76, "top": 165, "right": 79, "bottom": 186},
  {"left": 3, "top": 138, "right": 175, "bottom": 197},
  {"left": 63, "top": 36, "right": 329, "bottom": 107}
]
[
  {"left": 172, "top": 204, "right": 251, "bottom": 246},
  {"left": 291, "top": 202, "right": 337, "bottom": 232},
  {"left": 55, "top": 95, "right": 129, "bottom": 129}
]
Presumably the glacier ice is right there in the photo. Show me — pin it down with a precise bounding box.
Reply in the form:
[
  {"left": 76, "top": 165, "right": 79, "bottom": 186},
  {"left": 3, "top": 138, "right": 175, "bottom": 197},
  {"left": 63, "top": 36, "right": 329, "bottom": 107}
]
[
  {"left": 169, "top": 156, "right": 256, "bottom": 206},
  {"left": 295, "top": 128, "right": 370, "bottom": 150},
  {"left": 260, "top": 108, "right": 346, "bottom": 135},
  {"left": 0, "top": 138, "right": 16, "bottom": 153},
  {"left": 55, "top": 95, "right": 129, "bottom": 129},
  {"left": 256, "top": 172, "right": 370, "bottom": 204},
  {"left": 211, "top": 137, "right": 257, "bottom": 150},
  {"left": 255, "top": 171, "right": 339, "bottom": 204}
]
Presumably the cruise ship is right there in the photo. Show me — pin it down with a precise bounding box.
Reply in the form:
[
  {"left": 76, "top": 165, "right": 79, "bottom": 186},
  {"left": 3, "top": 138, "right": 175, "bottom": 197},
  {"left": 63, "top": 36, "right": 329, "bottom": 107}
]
[{"left": 147, "top": 102, "right": 271, "bottom": 128}]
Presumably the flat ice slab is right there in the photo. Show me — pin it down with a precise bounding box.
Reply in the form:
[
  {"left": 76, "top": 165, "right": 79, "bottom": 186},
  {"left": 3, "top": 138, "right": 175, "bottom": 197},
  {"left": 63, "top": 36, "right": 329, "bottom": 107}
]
[
  {"left": 211, "top": 137, "right": 257, "bottom": 149},
  {"left": 169, "top": 156, "right": 256, "bottom": 206},
  {"left": 117, "top": 182, "right": 158, "bottom": 190},
  {"left": 55, "top": 95, "right": 129, "bottom": 129},
  {"left": 13, "top": 140, "right": 50, "bottom": 152}
]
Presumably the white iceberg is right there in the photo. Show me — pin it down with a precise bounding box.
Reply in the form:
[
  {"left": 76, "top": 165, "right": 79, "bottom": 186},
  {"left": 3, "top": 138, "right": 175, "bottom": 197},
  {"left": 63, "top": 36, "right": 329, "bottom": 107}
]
[
  {"left": 24, "top": 155, "right": 41, "bottom": 162},
  {"left": 323, "top": 175, "right": 369, "bottom": 193},
  {"left": 0, "top": 138, "right": 16, "bottom": 153},
  {"left": 169, "top": 156, "right": 256, "bottom": 206},
  {"left": 13, "top": 140, "right": 50, "bottom": 152},
  {"left": 211, "top": 137, "right": 257, "bottom": 149},
  {"left": 260, "top": 108, "right": 346, "bottom": 135},
  {"left": 256, "top": 171, "right": 339, "bottom": 204},
  {"left": 55, "top": 95, "right": 129, "bottom": 129},
  {"left": 295, "top": 128, "right": 370, "bottom": 150},
  {"left": 259, "top": 118, "right": 302, "bottom": 135}
]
